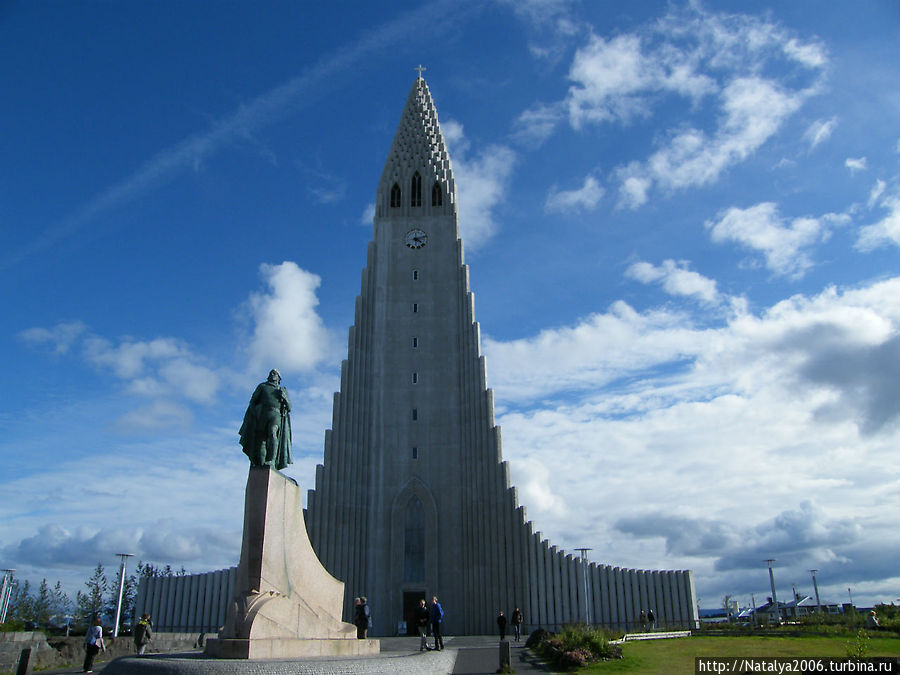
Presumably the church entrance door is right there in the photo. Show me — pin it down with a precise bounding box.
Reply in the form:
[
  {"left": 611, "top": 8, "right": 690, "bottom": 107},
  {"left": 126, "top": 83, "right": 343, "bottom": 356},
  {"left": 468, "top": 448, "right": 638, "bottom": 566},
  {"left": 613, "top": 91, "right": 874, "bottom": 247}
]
[{"left": 402, "top": 591, "right": 426, "bottom": 636}]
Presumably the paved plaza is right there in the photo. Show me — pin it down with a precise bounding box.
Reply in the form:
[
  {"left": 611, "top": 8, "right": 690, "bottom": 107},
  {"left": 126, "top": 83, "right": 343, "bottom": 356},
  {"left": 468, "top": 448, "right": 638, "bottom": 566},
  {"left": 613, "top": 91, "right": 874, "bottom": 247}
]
[{"left": 41, "top": 636, "right": 553, "bottom": 674}]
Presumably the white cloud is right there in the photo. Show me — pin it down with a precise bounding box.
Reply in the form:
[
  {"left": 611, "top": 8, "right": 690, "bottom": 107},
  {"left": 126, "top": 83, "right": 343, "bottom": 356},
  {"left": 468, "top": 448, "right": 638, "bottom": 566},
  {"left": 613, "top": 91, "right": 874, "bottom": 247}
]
[
  {"left": 21, "top": 322, "right": 222, "bottom": 411},
  {"left": 616, "top": 166, "right": 651, "bottom": 208},
  {"left": 705, "top": 202, "right": 847, "bottom": 279},
  {"left": 566, "top": 33, "right": 715, "bottom": 128},
  {"left": 443, "top": 120, "right": 516, "bottom": 250},
  {"left": 803, "top": 117, "right": 837, "bottom": 149},
  {"left": 845, "top": 157, "right": 868, "bottom": 173},
  {"left": 360, "top": 202, "right": 375, "bottom": 225},
  {"left": 857, "top": 191, "right": 900, "bottom": 252},
  {"left": 521, "top": 6, "right": 825, "bottom": 207},
  {"left": 868, "top": 180, "right": 886, "bottom": 208},
  {"left": 646, "top": 77, "right": 805, "bottom": 193},
  {"left": 18, "top": 321, "right": 87, "bottom": 355},
  {"left": 487, "top": 278, "right": 900, "bottom": 603},
  {"left": 545, "top": 175, "right": 604, "bottom": 213},
  {"left": 783, "top": 37, "right": 828, "bottom": 68},
  {"left": 244, "top": 261, "right": 331, "bottom": 375},
  {"left": 626, "top": 259, "right": 720, "bottom": 304},
  {"left": 512, "top": 102, "right": 566, "bottom": 147}
]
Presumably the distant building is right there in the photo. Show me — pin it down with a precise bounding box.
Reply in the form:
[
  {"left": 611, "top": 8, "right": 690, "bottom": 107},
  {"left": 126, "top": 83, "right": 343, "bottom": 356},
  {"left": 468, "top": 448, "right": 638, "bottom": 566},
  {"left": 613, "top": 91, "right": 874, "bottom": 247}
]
[{"left": 783, "top": 594, "right": 842, "bottom": 618}]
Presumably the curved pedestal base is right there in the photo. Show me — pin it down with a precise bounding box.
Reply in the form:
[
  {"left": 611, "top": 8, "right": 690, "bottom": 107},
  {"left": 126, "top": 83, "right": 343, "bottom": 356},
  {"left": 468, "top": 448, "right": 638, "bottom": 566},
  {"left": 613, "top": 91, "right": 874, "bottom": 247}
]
[{"left": 204, "top": 468, "right": 378, "bottom": 660}]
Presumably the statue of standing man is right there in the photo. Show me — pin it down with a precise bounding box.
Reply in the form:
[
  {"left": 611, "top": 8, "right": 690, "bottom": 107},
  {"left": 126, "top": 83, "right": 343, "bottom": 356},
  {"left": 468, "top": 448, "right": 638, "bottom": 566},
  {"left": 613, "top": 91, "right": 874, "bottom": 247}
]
[{"left": 239, "top": 369, "right": 293, "bottom": 470}]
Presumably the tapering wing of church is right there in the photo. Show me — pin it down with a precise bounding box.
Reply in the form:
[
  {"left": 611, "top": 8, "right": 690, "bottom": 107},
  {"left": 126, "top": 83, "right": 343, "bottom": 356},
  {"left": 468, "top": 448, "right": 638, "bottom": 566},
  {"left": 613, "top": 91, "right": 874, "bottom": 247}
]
[{"left": 303, "top": 76, "right": 699, "bottom": 636}]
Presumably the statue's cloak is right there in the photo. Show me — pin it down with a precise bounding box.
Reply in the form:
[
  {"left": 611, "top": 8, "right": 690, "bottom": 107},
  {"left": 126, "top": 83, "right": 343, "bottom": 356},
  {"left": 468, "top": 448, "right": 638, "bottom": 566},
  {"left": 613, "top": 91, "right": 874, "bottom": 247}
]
[{"left": 239, "top": 383, "right": 292, "bottom": 470}]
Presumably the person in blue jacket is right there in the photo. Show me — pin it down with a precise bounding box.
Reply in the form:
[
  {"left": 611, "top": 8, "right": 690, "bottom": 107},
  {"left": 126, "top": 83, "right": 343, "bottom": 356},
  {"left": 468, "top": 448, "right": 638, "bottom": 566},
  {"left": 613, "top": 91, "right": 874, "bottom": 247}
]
[{"left": 430, "top": 596, "right": 444, "bottom": 651}]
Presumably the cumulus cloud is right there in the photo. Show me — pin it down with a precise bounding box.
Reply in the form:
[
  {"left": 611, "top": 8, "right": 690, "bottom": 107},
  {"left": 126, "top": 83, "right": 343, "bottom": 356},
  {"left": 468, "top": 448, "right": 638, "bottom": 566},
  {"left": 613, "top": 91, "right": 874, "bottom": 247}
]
[
  {"left": 488, "top": 277, "right": 900, "bottom": 604},
  {"left": 518, "top": 5, "right": 825, "bottom": 207},
  {"left": 641, "top": 77, "right": 806, "bottom": 195},
  {"left": 488, "top": 277, "right": 900, "bottom": 431},
  {"left": 442, "top": 120, "right": 516, "bottom": 249},
  {"left": 5, "top": 521, "right": 240, "bottom": 569},
  {"left": 625, "top": 259, "right": 720, "bottom": 304},
  {"left": 705, "top": 202, "right": 848, "bottom": 278},
  {"left": 20, "top": 323, "right": 222, "bottom": 410},
  {"left": 545, "top": 175, "right": 604, "bottom": 213},
  {"left": 615, "top": 501, "right": 860, "bottom": 570},
  {"left": 565, "top": 33, "right": 714, "bottom": 128},
  {"left": 243, "top": 261, "right": 331, "bottom": 375},
  {"left": 857, "top": 188, "right": 900, "bottom": 251}
]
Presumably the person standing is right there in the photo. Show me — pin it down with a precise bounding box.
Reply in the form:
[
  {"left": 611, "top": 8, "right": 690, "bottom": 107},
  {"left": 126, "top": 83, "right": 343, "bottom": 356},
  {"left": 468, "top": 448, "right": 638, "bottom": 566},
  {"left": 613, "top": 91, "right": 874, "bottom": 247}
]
[
  {"left": 430, "top": 596, "right": 444, "bottom": 651},
  {"left": 497, "top": 610, "right": 507, "bottom": 641},
  {"left": 133, "top": 612, "right": 152, "bottom": 655},
  {"left": 82, "top": 617, "right": 105, "bottom": 673},
  {"left": 647, "top": 608, "right": 655, "bottom": 630},
  {"left": 511, "top": 607, "right": 523, "bottom": 642},
  {"left": 415, "top": 598, "right": 431, "bottom": 651},
  {"left": 355, "top": 596, "right": 371, "bottom": 639}
]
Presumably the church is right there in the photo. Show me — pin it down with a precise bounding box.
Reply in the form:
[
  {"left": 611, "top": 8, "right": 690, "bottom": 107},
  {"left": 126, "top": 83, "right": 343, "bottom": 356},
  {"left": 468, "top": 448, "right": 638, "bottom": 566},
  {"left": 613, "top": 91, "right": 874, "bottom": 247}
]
[
  {"left": 134, "top": 74, "right": 698, "bottom": 638},
  {"left": 302, "top": 74, "right": 699, "bottom": 636}
]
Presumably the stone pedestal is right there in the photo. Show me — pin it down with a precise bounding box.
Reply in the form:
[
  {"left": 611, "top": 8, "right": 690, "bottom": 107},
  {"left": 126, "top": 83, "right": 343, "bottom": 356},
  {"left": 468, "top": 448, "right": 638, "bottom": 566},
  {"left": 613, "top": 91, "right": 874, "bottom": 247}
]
[{"left": 205, "top": 468, "right": 379, "bottom": 659}]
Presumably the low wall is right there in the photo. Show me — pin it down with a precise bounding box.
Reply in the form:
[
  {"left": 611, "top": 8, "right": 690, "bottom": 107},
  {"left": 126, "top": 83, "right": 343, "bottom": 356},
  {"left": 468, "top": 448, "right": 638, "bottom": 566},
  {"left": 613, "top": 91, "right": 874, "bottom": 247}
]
[{"left": 0, "top": 631, "right": 213, "bottom": 674}]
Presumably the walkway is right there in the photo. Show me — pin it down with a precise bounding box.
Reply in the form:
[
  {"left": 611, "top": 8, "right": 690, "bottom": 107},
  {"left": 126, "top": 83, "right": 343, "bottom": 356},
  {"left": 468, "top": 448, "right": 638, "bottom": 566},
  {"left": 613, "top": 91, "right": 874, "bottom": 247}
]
[{"left": 39, "top": 635, "right": 555, "bottom": 674}]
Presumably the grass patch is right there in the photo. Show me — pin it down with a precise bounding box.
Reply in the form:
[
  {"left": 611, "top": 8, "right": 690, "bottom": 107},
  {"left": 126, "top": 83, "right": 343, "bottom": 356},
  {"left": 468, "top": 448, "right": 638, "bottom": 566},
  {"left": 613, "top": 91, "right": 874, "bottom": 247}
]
[{"left": 575, "top": 635, "right": 900, "bottom": 673}]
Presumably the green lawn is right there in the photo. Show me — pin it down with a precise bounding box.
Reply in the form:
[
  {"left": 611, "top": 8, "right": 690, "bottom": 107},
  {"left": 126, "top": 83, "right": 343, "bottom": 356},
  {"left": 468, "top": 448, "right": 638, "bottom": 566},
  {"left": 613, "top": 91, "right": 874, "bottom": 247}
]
[{"left": 577, "top": 635, "right": 900, "bottom": 673}]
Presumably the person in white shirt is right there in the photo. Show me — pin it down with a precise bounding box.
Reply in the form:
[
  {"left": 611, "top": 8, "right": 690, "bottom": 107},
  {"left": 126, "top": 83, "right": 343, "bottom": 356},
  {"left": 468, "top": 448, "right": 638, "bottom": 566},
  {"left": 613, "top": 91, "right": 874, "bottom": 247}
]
[{"left": 82, "top": 617, "right": 105, "bottom": 673}]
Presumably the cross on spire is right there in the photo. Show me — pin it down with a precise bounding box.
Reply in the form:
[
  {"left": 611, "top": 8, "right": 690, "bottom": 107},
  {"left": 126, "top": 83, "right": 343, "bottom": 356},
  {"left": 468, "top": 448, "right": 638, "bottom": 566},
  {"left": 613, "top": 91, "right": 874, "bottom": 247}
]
[{"left": 414, "top": 64, "right": 427, "bottom": 79}]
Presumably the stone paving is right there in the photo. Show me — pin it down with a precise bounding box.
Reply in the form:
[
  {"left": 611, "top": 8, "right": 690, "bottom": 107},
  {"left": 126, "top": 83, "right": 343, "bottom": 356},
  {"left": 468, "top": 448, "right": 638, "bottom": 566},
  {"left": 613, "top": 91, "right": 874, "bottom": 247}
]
[{"left": 44, "top": 636, "right": 554, "bottom": 675}]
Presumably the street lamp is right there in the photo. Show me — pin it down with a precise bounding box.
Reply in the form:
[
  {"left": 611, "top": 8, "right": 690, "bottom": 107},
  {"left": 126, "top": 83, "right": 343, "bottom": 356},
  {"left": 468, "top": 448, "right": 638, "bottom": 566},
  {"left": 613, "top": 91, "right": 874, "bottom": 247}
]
[
  {"left": 765, "top": 560, "right": 778, "bottom": 622},
  {"left": 809, "top": 570, "right": 821, "bottom": 612},
  {"left": 0, "top": 569, "right": 15, "bottom": 624},
  {"left": 112, "top": 554, "right": 134, "bottom": 638},
  {"left": 575, "top": 548, "right": 592, "bottom": 625}
]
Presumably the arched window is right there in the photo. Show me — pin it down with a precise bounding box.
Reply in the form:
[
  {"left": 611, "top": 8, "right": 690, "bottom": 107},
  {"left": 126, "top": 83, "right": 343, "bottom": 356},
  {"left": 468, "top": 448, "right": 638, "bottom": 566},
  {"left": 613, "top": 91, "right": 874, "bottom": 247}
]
[
  {"left": 410, "top": 172, "right": 422, "bottom": 208},
  {"left": 404, "top": 496, "right": 425, "bottom": 581},
  {"left": 432, "top": 181, "right": 443, "bottom": 207},
  {"left": 390, "top": 183, "right": 401, "bottom": 208}
]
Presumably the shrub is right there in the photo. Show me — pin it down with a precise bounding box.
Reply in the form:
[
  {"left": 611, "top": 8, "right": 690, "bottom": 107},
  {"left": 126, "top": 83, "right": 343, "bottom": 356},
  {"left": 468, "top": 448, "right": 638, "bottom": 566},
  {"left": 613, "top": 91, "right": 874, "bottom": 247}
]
[{"left": 529, "top": 624, "right": 623, "bottom": 670}]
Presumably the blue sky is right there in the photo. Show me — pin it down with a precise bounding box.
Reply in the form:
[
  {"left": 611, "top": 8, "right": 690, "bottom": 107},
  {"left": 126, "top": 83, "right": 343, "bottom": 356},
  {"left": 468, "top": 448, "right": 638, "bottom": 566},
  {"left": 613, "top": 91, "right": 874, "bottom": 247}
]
[{"left": 2, "top": 0, "right": 899, "bottom": 612}]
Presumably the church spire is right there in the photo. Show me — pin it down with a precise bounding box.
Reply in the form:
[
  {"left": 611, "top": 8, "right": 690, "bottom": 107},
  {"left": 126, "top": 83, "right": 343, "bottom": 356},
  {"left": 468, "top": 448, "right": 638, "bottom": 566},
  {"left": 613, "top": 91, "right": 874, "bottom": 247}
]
[{"left": 377, "top": 76, "right": 456, "bottom": 217}]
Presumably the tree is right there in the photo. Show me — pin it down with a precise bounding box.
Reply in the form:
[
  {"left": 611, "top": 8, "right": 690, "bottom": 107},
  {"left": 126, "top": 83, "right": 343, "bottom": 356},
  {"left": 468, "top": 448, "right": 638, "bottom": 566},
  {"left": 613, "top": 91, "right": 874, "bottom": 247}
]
[
  {"left": 52, "top": 581, "right": 72, "bottom": 625},
  {"left": 77, "top": 562, "right": 108, "bottom": 622},
  {"left": 33, "top": 579, "right": 53, "bottom": 625},
  {"left": 104, "top": 567, "right": 139, "bottom": 629},
  {"left": 722, "top": 594, "right": 735, "bottom": 617},
  {"left": 5, "top": 579, "right": 33, "bottom": 623}
]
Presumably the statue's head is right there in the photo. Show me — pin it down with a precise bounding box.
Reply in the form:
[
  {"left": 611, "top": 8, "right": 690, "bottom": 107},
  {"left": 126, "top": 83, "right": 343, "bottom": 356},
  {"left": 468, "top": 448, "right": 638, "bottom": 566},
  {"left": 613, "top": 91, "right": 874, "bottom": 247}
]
[{"left": 267, "top": 369, "right": 281, "bottom": 385}]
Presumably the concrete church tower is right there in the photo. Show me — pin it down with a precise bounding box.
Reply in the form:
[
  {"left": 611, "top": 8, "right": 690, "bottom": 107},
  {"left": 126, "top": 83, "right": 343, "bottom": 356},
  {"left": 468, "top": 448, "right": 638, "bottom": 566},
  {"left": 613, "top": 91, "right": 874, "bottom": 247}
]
[{"left": 304, "top": 75, "right": 698, "bottom": 636}]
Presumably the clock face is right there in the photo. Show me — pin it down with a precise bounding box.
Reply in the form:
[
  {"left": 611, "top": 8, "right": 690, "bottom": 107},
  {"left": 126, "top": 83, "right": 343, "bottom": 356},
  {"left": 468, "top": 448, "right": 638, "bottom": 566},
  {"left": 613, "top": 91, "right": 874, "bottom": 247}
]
[{"left": 405, "top": 229, "right": 427, "bottom": 249}]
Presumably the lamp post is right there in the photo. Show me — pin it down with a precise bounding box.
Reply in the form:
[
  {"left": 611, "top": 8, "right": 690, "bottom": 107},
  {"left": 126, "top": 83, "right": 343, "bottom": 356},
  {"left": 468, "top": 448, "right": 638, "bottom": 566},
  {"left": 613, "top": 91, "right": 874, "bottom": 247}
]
[
  {"left": 765, "top": 560, "right": 778, "bottom": 622},
  {"left": 575, "top": 548, "right": 592, "bottom": 625},
  {"left": 0, "top": 569, "right": 15, "bottom": 624},
  {"left": 809, "top": 570, "right": 821, "bottom": 612},
  {"left": 112, "top": 554, "right": 134, "bottom": 638}
]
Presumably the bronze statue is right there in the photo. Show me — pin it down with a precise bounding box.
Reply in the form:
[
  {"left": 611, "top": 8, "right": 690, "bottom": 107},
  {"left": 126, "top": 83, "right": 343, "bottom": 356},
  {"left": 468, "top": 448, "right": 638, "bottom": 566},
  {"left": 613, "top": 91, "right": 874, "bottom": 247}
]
[{"left": 239, "top": 369, "right": 292, "bottom": 470}]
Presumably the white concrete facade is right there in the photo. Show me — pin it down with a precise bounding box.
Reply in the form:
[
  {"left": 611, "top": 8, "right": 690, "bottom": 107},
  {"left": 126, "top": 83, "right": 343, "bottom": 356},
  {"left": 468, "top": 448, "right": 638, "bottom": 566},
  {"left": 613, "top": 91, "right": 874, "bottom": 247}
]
[{"left": 303, "top": 76, "right": 699, "bottom": 636}]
